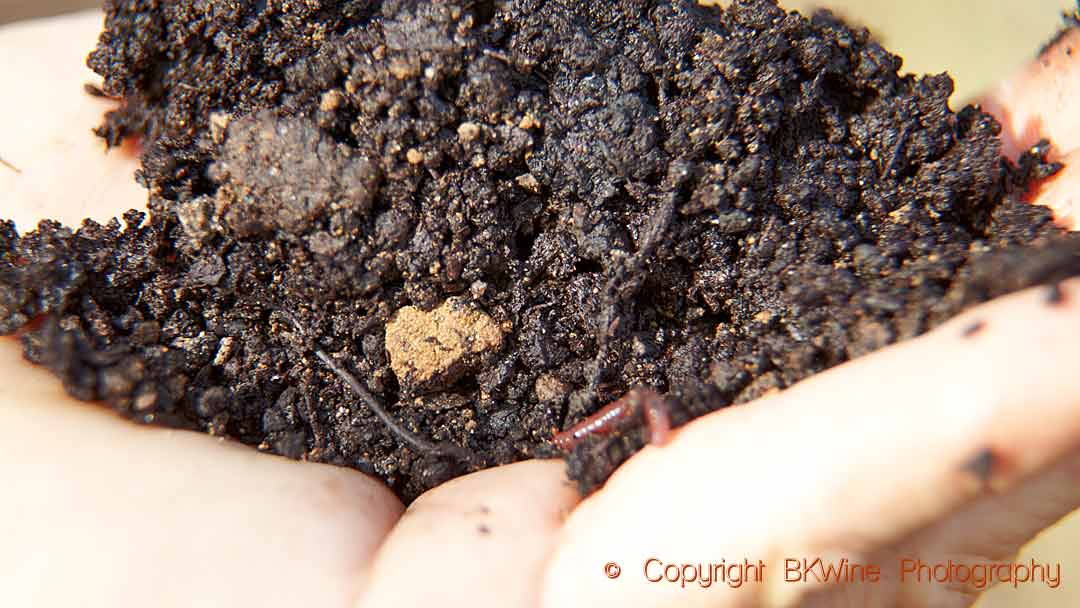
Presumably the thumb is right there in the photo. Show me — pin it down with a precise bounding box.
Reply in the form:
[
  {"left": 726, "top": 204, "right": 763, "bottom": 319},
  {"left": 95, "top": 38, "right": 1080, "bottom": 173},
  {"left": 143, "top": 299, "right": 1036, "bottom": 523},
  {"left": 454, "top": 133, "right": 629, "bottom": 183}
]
[
  {"left": 977, "top": 24, "right": 1080, "bottom": 229},
  {"left": 0, "top": 10, "right": 144, "bottom": 231}
]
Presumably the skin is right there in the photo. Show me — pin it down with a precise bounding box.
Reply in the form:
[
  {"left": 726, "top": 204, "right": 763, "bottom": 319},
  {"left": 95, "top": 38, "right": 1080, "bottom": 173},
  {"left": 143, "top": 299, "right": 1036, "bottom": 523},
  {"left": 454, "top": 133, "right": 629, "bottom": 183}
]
[{"left": 1, "top": 11, "right": 1078, "bottom": 608}]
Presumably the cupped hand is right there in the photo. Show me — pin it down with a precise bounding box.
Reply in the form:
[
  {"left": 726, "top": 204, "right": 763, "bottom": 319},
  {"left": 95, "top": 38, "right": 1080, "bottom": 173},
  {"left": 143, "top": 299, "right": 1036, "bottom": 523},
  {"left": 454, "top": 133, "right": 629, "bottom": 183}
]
[{"left": 1, "top": 12, "right": 1078, "bottom": 608}]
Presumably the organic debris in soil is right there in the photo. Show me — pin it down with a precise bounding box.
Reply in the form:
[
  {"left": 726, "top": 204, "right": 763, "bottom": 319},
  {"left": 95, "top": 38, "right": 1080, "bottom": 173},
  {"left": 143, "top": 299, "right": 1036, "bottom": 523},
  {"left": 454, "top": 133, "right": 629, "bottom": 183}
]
[{"left": 2, "top": 0, "right": 1079, "bottom": 501}]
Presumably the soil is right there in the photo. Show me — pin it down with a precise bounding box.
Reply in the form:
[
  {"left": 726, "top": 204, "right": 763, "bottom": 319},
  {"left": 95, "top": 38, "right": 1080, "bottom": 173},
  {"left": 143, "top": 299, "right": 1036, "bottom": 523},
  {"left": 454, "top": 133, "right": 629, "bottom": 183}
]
[{"left": 2, "top": 0, "right": 1079, "bottom": 502}]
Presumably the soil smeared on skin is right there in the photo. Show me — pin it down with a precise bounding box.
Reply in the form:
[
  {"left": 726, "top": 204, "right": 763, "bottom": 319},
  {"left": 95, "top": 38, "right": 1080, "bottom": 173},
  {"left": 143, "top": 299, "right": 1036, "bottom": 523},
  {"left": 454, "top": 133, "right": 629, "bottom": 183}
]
[{"left": 2, "top": 0, "right": 1079, "bottom": 501}]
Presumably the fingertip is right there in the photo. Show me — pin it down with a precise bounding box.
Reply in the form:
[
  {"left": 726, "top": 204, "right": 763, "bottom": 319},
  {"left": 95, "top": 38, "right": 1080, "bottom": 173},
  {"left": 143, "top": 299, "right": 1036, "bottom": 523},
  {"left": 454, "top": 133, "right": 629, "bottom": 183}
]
[
  {"left": 977, "top": 27, "right": 1080, "bottom": 161},
  {"left": 0, "top": 335, "right": 406, "bottom": 607},
  {"left": 542, "top": 279, "right": 1080, "bottom": 607},
  {"left": 360, "top": 460, "right": 578, "bottom": 608},
  {"left": 1026, "top": 147, "right": 1080, "bottom": 230},
  {"left": 0, "top": 10, "right": 145, "bottom": 232}
]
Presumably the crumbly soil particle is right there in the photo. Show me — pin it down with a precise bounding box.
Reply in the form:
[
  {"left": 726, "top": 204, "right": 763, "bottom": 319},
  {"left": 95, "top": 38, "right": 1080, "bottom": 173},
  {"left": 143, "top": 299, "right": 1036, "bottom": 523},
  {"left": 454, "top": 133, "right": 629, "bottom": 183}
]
[
  {"left": 2, "top": 0, "right": 1079, "bottom": 501},
  {"left": 385, "top": 296, "right": 507, "bottom": 393}
]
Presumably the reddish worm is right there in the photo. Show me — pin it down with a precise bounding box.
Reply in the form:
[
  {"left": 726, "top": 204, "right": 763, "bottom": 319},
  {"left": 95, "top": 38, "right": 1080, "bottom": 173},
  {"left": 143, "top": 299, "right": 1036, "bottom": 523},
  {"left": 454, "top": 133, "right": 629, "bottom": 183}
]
[{"left": 552, "top": 387, "right": 672, "bottom": 451}]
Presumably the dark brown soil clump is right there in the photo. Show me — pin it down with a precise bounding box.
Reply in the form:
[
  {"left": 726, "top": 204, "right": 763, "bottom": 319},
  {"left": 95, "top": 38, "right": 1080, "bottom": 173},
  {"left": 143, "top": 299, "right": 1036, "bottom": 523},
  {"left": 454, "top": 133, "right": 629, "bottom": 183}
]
[{"left": 2, "top": 0, "right": 1079, "bottom": 501}]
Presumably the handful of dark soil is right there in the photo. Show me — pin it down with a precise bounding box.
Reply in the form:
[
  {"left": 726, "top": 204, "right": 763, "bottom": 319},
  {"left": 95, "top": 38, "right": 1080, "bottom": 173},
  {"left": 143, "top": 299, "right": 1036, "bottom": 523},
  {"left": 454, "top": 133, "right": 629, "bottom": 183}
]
[{"left": 2, "top": 0, "right": 1078, "bottom": 502}]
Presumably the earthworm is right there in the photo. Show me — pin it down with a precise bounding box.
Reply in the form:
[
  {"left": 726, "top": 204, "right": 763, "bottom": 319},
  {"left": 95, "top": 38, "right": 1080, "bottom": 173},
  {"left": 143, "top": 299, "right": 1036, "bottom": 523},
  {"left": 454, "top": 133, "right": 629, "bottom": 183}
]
[
  {"left": 274, "top": 310, "right": 477, "bottom": 463},
  {"left": 552, "top": 387, "right": 671, "bottom": 451}
]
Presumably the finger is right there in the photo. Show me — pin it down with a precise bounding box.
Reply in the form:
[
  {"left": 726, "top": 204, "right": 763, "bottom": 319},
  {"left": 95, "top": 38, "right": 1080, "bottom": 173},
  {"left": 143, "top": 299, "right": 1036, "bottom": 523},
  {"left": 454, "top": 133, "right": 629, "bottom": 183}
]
[
  {"left": 358, "top": 460, "right": 579, "bottom": 608},
  {"left": 541, "top": 279, "right": 1080, "bottom": 608},
  {"left": 0, "top": 335, "right": 404, "bottom": 607},
  {"left": 978, "top": 27, "right": 1080, "bottom": 161},
  {"left": 976, "top": 25, "right": 1080, "bottom": 230},
  {"left": 2, "top": 13, "right": 414, "bottom": 607},
  {"left": 807, "top": 451, "right": 1080, "bottom": 608},
  {"left": 1027, "top": 147, "right": 1080, "bottom": 230},
  {"left": 906, "top": 449, "right": 1080, "bottom": 567},
  {"left": 0, "top": 10, "right": 144, "bottom": 231}
]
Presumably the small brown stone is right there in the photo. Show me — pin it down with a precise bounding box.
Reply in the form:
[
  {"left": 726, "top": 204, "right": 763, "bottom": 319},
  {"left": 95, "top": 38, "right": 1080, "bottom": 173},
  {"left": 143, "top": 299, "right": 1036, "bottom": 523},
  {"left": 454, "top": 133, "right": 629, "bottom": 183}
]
[
  {"left": 209, "top": 112, "right": 231, "bottom": 143},
  {"left": 319, "top": 90, "right": 344, "bottom": 112},
  {"left": 133, "top": 386, "right": 158, "bottom": 411},
  {"left": 515, "top": 173, "right": 540, "bottom": 192},
  {"left": 534, "top": 374, "right": 569, "bottom": 402},
  {"left": 457, "top": 121, "right": 481, "bottom": 142},
  {"left": 213, "top": 336, "right": 236, "bottom": 366},
  {"left": 385, "top": 297, "right": 506, "bottom": 392},
  {"left": 518, "top": 114, "right": 540, "bottom": 130},
  {"left": 388, "top": 57, "right": 419, "bottom": 79}
]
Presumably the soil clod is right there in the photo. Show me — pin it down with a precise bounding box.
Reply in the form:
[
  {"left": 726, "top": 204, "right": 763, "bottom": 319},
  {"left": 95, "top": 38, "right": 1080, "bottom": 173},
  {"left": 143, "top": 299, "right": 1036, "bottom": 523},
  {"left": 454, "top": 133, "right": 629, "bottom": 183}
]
[
  {"left": 1, "top": 0, "right": 1078, "bottom": 500},
  {"left": 385, "top": 297, "right": 507, "bottom": 394}
]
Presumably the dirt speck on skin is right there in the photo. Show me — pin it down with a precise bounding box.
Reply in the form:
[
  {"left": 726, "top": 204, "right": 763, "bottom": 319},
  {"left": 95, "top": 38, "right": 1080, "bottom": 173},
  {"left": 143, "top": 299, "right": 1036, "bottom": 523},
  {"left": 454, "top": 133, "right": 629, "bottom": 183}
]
[
  {"left": 0, "top": 157, "right": 21, "bottom": 174},
  {"left": 1, "top": 0, "right": 1079, "bottom": 501}
]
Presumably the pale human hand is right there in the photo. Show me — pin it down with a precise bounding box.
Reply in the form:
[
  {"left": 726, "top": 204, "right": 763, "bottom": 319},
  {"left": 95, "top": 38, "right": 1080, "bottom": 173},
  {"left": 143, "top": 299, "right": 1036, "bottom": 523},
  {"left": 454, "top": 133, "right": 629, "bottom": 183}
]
[{"left": 1, "top": 12, "right": 1078, "bottom": 608}]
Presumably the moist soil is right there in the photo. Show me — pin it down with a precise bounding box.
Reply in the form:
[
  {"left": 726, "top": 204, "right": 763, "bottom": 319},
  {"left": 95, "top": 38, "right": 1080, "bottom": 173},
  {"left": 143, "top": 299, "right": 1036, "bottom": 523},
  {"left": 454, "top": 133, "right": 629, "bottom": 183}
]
[{"left": 2, "top": 0, "right": 1079, "bottom": 502}]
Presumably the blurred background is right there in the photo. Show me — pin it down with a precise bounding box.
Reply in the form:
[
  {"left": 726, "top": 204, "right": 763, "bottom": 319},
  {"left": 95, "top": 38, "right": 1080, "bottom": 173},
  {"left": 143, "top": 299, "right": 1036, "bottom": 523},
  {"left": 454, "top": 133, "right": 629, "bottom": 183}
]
[
  {"left": 0, "top": 0, "right": 92, "bottom": 25},
  {"left": 783, "top": 0, "right": 1075, "bottom": 100},
  {"left": 0, "top": 0, "right": 1076, "bottom": 605},
  {"left": 0, "top": 0, "right": 1075, "bottom": 101}
]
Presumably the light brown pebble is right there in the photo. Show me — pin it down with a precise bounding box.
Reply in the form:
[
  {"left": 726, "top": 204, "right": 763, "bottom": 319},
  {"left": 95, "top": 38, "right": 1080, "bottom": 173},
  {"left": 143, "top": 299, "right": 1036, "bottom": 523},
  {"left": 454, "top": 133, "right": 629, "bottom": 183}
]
[
  {"left": 518, "top": 113, "right": 541, "bottom": 130},
  {"left": 457, "top": 121, "right": 481, "bottom": 142},
  {"left": 516, "top": 173, "right": 540, "bottom": 192},
  {"left": 534, "top": 373, "right": 569, "bottom": 402},
  {"left": 319, "top": 90, "right": 344, "bottom": 112},
  {"left": 385, "top": 297, "right": 507, "bottom": 392}
]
